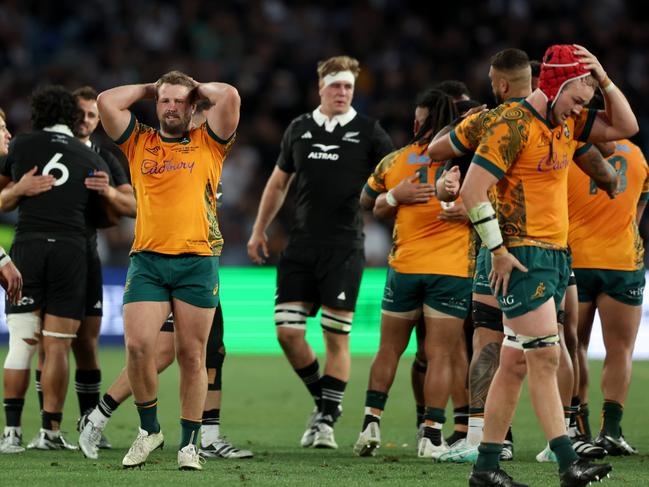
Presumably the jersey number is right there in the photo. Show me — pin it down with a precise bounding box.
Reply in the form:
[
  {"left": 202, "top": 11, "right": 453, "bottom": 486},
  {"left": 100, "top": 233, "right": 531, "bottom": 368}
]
[
  {"left": 43, "top": 153, "right": 69, "bottom": 186},
  {"left": 416, "top": 166, "right": 428, "bottom": 183}
]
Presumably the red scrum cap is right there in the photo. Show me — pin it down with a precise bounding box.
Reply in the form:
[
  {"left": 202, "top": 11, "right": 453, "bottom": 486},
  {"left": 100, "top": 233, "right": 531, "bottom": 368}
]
[{"left": 539, "top": 45, "right": 590, "bottom": 106}]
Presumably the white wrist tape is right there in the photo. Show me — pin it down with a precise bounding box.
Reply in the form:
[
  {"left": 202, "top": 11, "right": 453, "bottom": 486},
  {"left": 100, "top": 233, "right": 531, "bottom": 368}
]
[
  {"left": 385, "top": 190, "right": 399, "bottom": 207},
  {"left": 467, "top": 201, "right": 503, "bottom": 251},
  {"left": 322, "top": 70, "right": 355, "bottom": 88},
  {"left": 0, "top": 251, "right": 11, "bottom": 268}
]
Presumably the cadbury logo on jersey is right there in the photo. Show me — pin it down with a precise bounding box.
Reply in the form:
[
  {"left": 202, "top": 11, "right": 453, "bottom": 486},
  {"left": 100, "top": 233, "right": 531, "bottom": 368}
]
[
  {"left": 141, "top": 158, "right": 195, "bottom": 175},
  {"left": 536, "top": 152, "right": 570, "bottom": 172}
]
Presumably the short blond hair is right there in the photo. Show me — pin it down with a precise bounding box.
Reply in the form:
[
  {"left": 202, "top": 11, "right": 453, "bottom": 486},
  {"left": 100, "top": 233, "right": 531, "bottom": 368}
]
[
  {"left": 317, "top": 56, "right": 360, "bottom": 80},
  {"left": 0, "top": 107, "right": 5, "bottom": 122},
  {"left": 155, "top": 70, "right": 196, "bottom": 99}
]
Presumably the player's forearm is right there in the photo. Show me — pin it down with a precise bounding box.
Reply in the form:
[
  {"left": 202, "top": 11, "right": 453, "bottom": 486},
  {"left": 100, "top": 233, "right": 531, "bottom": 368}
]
[
  {"left": 600, "top": 78, "right": 639, "bottom": 139},
  {"left": 98, "top": 84, "right": 155, "bottom": 112},
  {"left": 373, "top": 193, "right": 398, "bottom": 220},
  {"left": 574, "top": 146, "right": 617, "bottom": 193},
  {"left": 197, "top": 83, "right": 240, "bottom": 108},
  {"left": 0, "top": 184, "right": 21, "bottom": 211},
  {"left": 104, "top": 185, "right": 136, "bottom": 218},
  {"left": 251, "top": 183, "right": 289, "bottom": 235}
]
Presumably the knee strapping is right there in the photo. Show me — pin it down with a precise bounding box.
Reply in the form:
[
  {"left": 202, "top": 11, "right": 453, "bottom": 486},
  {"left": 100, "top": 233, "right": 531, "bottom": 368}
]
[
  {"left": 518, "top": 333, "right": 560, "bottom": 351},
  {"left": 502, "top": 325, "right": 523, "bottom": 350},
  {"left": 412, "top": 357, "right": 427, "bottom": 374},
  {"left": 42, "top": 330, "right": 77, "bottom": 339},
  {"left": 275, "top": 304, "right": 308, "bottom": 330},
  {"left": 321, "top": 311, "right": 352, "bottom": 335},
  {"left": 472, "top": 301, "right": 503, "bottom": 330},
  {"left": 5, "top": 313, "right": 41, "bottom": 369}
]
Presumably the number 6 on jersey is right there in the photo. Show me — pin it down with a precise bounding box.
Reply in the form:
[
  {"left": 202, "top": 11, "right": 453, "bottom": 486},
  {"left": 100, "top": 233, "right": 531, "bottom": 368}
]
[{"left": 42, "top": 153, "right": 69, "bottom": 186}]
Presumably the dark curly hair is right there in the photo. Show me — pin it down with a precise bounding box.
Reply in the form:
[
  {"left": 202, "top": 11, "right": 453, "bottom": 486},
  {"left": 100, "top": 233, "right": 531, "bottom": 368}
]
[
  {"left": 31, "top": 85, "right": 82, "bottom": 131},
  {"left": 411, "top": 88, "right": 457, "bottom": 146}
]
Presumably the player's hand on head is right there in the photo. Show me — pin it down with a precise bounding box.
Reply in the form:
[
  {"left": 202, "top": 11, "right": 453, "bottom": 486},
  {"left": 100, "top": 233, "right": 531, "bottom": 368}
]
[
  {"left": 247, "top": 231, "right": 269, "bottom": 265},
  {"left": 0, "top": 261, "right": 22, "bottom": 305},
  {"left": 489, "top": 250, "right": 527, "bottom": 296},
  {"left": 573, "top": 44, "right": 606, "bottom": 82},
  {"left": 16, "top": 166, "right": 55, "bottom": 197},
  {"left": 391, "top": 173, "right": 435, "bottom": 205}
]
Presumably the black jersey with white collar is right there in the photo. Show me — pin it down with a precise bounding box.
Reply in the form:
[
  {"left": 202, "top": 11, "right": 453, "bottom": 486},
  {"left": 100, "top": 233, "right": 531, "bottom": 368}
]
[
  {"left": 277, "top": 111, "right": 393, "bottom": 248},
  {"left": 5, "top": 129, "right": 109, "bottom": 241}
]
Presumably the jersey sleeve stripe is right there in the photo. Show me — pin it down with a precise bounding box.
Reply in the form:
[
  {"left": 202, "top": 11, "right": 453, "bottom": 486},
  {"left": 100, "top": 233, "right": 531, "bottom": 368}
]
[
  {"left": 363, "top": 183, "right": 381, "bottom": 199},
  {"left": 450, "top": 130, "right": 470, "bottom": 155},
  {"left": 206, "top": 122, "right": 235, "bottom": 144},
  {"left": 579, "top": 109, "right": 598, "bottom": 142},
  {"left": 574, "top": 143, "right": 592, "bottom": 158},
  {"left": 114, "top": 112, "right": 136, "bottom": 145},
  {"left": 472, "top": 154, "right": 505, "bottom": 180}
]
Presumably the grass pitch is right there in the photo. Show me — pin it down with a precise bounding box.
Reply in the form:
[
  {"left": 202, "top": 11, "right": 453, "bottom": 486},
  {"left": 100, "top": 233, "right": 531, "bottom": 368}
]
[{"left": 1, "top": 349, "right": 648, "bottom": 486}]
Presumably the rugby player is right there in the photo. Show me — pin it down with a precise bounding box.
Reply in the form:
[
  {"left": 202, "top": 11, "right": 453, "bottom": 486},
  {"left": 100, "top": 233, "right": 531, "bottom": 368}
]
[
  {"left": 98, "top": 71, "right": 240, "bottom": 470},
  {"left": 353, "top": 88, "right": 473, "bottom": 459},
  {"left": 247, "top": 56, "right": 393, "bottom": 449},
  {"left": 460, "top": 44, "right": 635, "bottom": 487}
]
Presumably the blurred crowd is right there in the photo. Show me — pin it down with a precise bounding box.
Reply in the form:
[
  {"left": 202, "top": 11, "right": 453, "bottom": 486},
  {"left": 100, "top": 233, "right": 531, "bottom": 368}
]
[{"left": 1, "top": 0, "right": 649, "bottom": 267}]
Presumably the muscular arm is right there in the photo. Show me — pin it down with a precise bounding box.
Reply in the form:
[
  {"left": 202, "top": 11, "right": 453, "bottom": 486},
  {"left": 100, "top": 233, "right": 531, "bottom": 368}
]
[
  {"left": 0, "top": 167, "right": 55, "bottom": 211},
  {"left": 97, "top": 84, "right": 156, "bottom": 140},
  {"left": 574, "top": 45, "right": 639, "bottom": 141},
  {"left": 104, "top": 184, "right": 136, "bottom": 217},
  {"left": 428, "top": 132, "right": 463, "bottom": 162},
  {"left": 197, "top": 83, "right": 241, "bottom": 141},
  {"left": 247, "top": 166, "right": 294, "bottom": 264},
  {"left": 574, "top": 145, "right": 617, "bottom": 197},
  {"left": 373, "top": 193, "right": 397, "bottom": 220}
]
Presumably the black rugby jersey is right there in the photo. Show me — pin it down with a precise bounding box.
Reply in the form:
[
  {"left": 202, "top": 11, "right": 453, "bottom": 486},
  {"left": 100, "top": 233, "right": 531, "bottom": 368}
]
[
  {"left": 5, "top": 128, "right": 109, "bottom": 240},
  {"left": 277, "top": 109, "right": 393, "bottom": 248}
]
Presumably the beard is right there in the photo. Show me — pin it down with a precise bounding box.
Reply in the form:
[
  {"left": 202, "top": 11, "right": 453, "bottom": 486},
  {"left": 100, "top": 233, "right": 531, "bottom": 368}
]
[{"left": 160, "top": 112, "right": 191, "bottom": 136}]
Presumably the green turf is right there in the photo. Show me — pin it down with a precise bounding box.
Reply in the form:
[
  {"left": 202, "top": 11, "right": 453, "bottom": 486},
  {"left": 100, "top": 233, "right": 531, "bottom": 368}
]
[{"left": 1, "top": 349, "right": 648, "bottom": 486}]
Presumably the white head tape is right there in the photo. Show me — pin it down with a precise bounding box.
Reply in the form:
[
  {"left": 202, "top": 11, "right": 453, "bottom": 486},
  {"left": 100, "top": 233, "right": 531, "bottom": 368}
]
[{"left": 322, "top": 70, "right": 355, "bottom": 88}]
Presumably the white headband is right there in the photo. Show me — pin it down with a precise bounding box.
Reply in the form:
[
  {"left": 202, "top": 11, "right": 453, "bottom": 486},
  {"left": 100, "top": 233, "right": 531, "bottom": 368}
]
[{"left": 322, "top": 70, "right": 355, "bottom": 88}]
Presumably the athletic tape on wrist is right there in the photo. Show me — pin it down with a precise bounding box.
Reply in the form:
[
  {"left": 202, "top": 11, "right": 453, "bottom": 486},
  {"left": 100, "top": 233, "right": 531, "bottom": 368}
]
[
  {"left": 467, "top": 202, "right": 503, "bottom": 251},
  {"left": 385, "top": 190, "right": 398, "bottom": 207}
]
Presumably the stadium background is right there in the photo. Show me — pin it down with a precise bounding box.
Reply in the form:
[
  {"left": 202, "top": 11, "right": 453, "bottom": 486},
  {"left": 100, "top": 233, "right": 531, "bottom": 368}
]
[
  {"left": 0, "top": 0, "right": 648, "bottom": 356},
  {"left": 0, "top": 0, "right": 649, "bottom": 357},
  {"left": 1, "top": 2, "right": 649, "bottom": 485}
]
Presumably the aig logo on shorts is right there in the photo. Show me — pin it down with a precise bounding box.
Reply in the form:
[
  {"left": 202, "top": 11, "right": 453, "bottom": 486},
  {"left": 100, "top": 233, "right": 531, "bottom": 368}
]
[
  {"left": 627, "top": 287, "right": 644, "bottom": 297},
  {"left": 499, "top": 294, "right": 516, "bottom": 306}
]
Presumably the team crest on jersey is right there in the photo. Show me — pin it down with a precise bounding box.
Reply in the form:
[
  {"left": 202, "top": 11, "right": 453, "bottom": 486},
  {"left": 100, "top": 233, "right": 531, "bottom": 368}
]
[
  {"left": 532, "top": 282, "right": 546, "bottom": 299},
  {"left": 342, "top": 131, "right": 360, "bottom": 143},
  {"left": 146, "top": 146, "right": 161, "bottom": 155}
]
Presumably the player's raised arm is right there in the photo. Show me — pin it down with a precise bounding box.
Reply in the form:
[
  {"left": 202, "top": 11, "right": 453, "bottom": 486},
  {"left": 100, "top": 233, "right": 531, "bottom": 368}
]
[
  {"left": 196, "top": 82, "right": 241, "bottom": 141},
  {"left": 573, "top": 45, "right": 639, "bottom": 142},
  {"left": 97, "top": 84, "right": 156, "bottom": 140}
]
